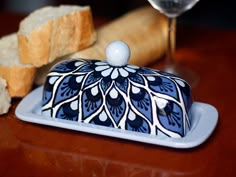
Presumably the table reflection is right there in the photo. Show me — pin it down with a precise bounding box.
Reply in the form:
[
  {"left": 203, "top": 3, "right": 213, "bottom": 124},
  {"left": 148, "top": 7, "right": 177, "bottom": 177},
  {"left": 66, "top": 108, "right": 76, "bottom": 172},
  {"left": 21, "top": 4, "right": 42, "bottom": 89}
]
[{"left": 2, "top": 135, "right": 217, "bottom": 177}]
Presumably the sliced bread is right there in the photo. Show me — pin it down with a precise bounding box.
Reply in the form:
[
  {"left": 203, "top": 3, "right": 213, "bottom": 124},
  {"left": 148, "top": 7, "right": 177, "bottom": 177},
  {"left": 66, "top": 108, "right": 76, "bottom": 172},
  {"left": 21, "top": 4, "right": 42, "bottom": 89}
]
[
  {"left": 0, "top": 33, "right": 36, "bottom": 97},
  {"left": 34, "top": 6, "right": 168, "bottom": 85},
  {"left": 0, "top": 77, "right": 11, "bottom": 115},
  {"left": 18, "top": 5, "right": 96, "bottom": 67}
]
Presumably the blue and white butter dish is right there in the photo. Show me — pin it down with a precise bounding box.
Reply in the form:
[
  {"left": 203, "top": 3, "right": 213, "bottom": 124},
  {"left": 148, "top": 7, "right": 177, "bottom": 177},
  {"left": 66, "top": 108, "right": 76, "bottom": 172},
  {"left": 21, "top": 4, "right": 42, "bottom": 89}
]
[{"left": 16, "top": 41, "right": 218, "bottom": 148}]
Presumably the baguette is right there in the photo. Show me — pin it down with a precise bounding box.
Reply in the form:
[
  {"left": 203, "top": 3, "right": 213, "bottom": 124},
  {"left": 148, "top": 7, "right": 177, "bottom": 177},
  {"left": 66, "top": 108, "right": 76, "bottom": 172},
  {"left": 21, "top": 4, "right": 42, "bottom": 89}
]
[
  {"left": 35, "top": 6, "right": 168, "bottom": 85},
  {"left": 0, "top": 77, "right": 11, "bottom": 115},
  {"left": 18, "top": 5, "right": 96, "bottom": 67},
  {"left": 78, "top": 6, "right": 168, "bottom": 66},
  {"left": 0, "top": 33, "right": 36, "bottom": 97}
]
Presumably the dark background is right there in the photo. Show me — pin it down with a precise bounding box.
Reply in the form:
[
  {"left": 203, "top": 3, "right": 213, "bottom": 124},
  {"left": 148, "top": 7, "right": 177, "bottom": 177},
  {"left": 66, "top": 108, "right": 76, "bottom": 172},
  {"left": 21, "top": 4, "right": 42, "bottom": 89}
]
[{"left": 0, "top": 0, "right": 236, "bottom": 29}]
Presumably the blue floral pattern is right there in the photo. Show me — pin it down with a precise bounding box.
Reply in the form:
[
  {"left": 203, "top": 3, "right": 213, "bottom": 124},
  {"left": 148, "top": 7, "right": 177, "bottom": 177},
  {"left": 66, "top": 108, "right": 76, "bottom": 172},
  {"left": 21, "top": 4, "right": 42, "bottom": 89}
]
[{"left": 42, "top": 59, "right": 193, "bottom": 138}]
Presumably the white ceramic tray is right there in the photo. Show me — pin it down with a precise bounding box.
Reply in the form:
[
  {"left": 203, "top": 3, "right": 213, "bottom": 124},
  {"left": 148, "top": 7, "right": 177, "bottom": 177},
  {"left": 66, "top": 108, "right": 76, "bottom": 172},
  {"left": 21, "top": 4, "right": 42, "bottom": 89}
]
[{"left": 15, "top": 86, "right": 218, "bottom": 149}]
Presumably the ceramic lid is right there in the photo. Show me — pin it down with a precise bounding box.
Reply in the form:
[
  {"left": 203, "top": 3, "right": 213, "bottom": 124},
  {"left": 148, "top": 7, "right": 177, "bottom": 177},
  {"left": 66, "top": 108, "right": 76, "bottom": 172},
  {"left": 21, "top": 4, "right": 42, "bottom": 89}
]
[{"left": 42, "top": 41, "right": 193, "bottom": 138}]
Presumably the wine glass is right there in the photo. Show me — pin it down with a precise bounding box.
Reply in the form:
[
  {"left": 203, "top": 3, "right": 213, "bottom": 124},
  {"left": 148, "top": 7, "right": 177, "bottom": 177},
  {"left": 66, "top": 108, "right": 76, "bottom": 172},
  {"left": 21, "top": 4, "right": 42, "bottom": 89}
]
[{"left": 147, "top": 0, "right": 200, "bottom": 87}]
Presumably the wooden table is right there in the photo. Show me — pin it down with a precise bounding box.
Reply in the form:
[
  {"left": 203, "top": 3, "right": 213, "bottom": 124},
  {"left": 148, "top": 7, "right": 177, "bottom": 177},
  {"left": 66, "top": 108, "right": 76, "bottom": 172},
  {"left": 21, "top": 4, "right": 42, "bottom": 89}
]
[{"left": 0, "top": 12, "right": 236, "bottom": 177}]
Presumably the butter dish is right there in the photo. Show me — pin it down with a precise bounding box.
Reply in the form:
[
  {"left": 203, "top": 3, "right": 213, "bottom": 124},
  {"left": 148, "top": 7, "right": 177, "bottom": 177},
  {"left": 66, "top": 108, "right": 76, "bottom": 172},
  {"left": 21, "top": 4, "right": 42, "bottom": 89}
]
[{"left": 15, "top": 41, "right": 218, "bottom": 148}]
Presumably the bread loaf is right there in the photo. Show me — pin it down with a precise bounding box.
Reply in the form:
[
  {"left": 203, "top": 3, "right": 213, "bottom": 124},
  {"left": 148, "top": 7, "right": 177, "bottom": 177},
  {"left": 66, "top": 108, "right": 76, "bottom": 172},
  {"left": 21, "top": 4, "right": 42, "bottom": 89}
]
[
  {"left": 35, "top": 6, "right": 168, "bottom": 85},
  {"left": 0, "top": 77, "right": 11, "bottom": 115},
  {"left": 77, "top": 6, "right": 168, "bottom": 66},
  {"left": 0, "top": 33, "right": 36, "bottom": 97},
  {"left": 18, "top": 5, "right": 96, "bottom": 67}
]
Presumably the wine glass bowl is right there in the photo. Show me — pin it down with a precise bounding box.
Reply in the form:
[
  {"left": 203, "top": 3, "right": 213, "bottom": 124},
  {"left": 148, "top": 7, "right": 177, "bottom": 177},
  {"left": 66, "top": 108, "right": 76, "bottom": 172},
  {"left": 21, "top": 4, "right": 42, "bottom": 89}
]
[
  {"left": 147, "top": 0, "right": 199, "bottom": 17},
  {"left": 147, "top": 0, "right": 200, "bottom": 87}
]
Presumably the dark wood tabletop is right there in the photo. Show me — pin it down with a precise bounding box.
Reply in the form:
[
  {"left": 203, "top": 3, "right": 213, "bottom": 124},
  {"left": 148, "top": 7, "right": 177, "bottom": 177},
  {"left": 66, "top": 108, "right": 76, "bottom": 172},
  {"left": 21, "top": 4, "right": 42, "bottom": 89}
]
[{"left": 0, "top": 12, "right": 236, "bottom": 177}]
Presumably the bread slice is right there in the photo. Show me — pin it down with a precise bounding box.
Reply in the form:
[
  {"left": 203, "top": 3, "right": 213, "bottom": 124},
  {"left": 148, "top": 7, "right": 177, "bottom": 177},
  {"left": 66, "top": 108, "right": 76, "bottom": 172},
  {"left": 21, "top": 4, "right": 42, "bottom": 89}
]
[
  {"left": 34, "top": 6, "right": 168, "bottom": 85},
  {"left": 0, "top": 77, "right": 11, "bottom": 115},
  {"left": 18, "top": 5, "right": 96, "bottom": 67},
  {"left": 0, "top": 33, "right": 36, "bottom": 97}
]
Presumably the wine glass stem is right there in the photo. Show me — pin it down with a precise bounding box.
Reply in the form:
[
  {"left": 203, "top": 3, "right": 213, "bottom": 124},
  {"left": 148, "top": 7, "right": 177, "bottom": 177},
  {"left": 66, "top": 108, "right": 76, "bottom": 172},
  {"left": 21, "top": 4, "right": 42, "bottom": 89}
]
[{"left": 166, "top": 17, "right": 176, "bottom": 67}]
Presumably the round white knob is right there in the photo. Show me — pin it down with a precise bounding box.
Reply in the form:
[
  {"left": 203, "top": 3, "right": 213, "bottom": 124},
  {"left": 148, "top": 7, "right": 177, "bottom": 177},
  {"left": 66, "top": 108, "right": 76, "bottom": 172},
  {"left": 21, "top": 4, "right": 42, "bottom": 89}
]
[{"left": 105, "top": 40, "right": 130, "bottom": 66}]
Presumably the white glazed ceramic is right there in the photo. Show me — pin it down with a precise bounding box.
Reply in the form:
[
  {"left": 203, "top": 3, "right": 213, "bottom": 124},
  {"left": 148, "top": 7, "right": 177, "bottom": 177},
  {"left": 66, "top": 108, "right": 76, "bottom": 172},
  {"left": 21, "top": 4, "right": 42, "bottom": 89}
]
[
  {"left": 41, "top": 41, "right": 193, "bottom": 138},
  {"left": 15, "top": 41, "right": 218, "bottom": 148},
  {"left": 15, "top": 86, "right": 218, "bottom": 148}
]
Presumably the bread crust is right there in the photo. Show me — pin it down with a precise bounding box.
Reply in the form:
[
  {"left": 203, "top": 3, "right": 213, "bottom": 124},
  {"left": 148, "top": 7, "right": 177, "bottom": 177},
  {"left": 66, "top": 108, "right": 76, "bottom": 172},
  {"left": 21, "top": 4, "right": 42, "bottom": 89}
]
[
  {"left": 0, "top": 65, "right": 36, "bottom": 97},
  {"left": 18, "top": 6, "right": 96, "bottom": 67},
  {"left": 0, "top": 77, "right": 11, "bottom": 115}
]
